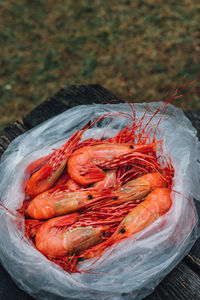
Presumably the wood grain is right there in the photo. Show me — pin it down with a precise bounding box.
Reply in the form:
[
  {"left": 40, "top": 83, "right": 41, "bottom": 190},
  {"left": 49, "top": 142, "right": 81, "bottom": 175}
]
[
  {"left": 145, "top": 262, "right": 200, "bottom": 300},
  {"left": 23, "top": 84, "right": 119, "bottom": 128},
  {"left": 0, "top": 121, "right": 27, "bottom": 158},
  {"left": 184, "top": 199, "right": 200, "bottom": 274}
]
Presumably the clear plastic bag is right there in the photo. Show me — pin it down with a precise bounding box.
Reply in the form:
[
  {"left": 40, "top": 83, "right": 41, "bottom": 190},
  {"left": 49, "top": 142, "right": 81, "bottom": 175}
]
[{"left": 0, "top": 102, "right": 199, "bottom": 300}]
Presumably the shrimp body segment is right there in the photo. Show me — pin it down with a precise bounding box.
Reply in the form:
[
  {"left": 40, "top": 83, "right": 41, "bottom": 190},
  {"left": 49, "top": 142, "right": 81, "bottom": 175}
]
[
  {"left": 35, "top": 215, "right": 106, "bottom": 257},
  {"left": 27, "top": 188, "right": 104, "bottom": 219},
  {"left": 111, "top": 188, "right": 172, "bottom": 243},
  {"left": 26, "top": 130, "right": 83, "bottom": 197},
  {"left": 92, "top": 170, "right": 117, "bottom": 189},
  {"left": 54, "top": 171, "right": 83, "bottom": 190},
  {"left": 112, "top": 172, "right": 167, "bottom": 203},
  {"left": 68, "top": 142, "right": 158, "bottom": 185}
]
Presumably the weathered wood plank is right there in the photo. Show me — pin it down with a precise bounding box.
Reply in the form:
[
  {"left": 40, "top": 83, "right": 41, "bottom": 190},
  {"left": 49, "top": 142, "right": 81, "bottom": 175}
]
[
  {"left": 184, "top": 199, "right": 200, "bottom": 274},
  {"left": 0, "top": 121, "right": 33, "bottom": 299},
  {"left": 185, "top": 245, "right": 200, "bottom": 275},
  {"left": 145, "top": 262, "right": 200, "bottom": 300},
  {"left": 23, "top": 84, "right": 118, "bottom": 128},
  {"left": 183, "top": 112, "right": 200, "bottom": 274},
  {"left": 0, "top": 121, "right": 27, "bottom": 158},
  {"left": 0, "top": 265, "right": 34, "bottom": 300}
]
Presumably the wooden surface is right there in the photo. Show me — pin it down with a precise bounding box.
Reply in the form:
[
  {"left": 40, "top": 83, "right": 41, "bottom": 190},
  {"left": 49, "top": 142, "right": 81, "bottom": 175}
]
[
  {"left": 0, "top": 84, "right": 200, "bottom": 300},
  {"left": 23, "top": 84, "right": 119, "bottom": 128}
]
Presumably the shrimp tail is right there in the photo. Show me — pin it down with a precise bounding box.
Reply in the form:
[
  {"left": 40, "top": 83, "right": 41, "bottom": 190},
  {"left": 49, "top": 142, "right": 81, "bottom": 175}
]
[
  {"left": 82, "top": 168, "right": 105, "bottom": 185},
  {"left": 53, "top": 213, "right": 78, "bottom": 227}
]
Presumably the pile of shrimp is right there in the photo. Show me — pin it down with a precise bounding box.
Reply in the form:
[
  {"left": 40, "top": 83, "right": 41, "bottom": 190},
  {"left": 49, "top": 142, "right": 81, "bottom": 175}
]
[{"left": 20, "top": 100, "right": 176, "bottom": 273}]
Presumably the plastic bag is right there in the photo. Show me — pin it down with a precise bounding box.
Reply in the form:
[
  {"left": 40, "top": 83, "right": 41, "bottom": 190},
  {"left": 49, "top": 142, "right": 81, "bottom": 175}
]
[{"left": 0, "top": 102, "right": 199, "bottom": 300}]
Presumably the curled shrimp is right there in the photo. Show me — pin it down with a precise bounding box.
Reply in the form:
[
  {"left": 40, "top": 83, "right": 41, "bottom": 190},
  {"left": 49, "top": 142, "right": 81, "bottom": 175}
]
[
  {"left": 26, "top": 129, "right": 84, "bottom": 197},
  {"left": 67, "top": 142, "right": 158, "bottom": 185},
  {"left": 27, "top": 187, "right": 107, "bottom": 219},
  {"left": 35, "top": 215, "right": 107, "bottom": 257}
]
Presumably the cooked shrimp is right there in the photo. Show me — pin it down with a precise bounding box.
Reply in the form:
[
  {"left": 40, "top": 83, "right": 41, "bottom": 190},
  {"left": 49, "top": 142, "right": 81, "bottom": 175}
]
[
  {"left": 25, "top": 153, "right": 53, "bottom": 175},
  {"left": 68, "top": 142, "right": 158, "bottom": 185},
  {"left": 27, "top": 172, "right": 166, "bottom": 220},
  {"left": 81, "top": 188, "right": 171, "bottom": 260},
  {"left": 111, "top": 172, "right": 167, "bottom": 203},
  {"left": 26, "top": 129, "right": 84, "bottom": 197},
  {"left": 35, "top": 215, "right": 106, "bottom": 257},
  {"left": 27, "top": 187, "right": 106, "bottom": 219},
  {"left": 110, "top": 188, "right": 172, "bottom": 243}
]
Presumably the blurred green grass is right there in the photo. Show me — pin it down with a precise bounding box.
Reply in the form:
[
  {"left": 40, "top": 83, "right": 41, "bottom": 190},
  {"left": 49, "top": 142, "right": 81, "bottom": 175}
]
[{"left": 0, "top": 0, "right": 200, "bottom": 129}]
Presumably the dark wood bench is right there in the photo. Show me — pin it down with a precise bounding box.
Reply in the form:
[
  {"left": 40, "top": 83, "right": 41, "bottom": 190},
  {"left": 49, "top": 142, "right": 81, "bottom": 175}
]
[{"left": 0, "top": 85, "right": 200, "bottom": 300}]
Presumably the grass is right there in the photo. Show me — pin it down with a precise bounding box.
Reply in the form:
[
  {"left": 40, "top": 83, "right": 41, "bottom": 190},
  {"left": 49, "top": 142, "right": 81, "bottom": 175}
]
[{"left": 0, "top": 0, "right": 200, "bottom": 128}]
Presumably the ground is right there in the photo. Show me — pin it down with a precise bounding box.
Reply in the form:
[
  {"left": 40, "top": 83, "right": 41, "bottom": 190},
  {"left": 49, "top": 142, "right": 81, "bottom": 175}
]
[{"left": 0, "top": 0, "right": 200, "bottom": 129}]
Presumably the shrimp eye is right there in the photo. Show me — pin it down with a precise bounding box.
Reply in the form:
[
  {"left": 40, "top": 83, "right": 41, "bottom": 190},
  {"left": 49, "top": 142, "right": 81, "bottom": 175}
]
[
  {"left": 88, "top": 194, "right": 93, "bottom": 200},
  {"left": 102, "top": 231, "right": 106, "bottom": 237},
  {"left": 129, "top": 145, "right": 134, "bottom": 149},
  {"left": 113, "top": 196, "right": 118, "bottom": 200},
  {"left": 77, "top": 257, "right": 85, "bottom": 262},
  {"left": 120, "top": 228, "right": 126, "bottom": 234}
]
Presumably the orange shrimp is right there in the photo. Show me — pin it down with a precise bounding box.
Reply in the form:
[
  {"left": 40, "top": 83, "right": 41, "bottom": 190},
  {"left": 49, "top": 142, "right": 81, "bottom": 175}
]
[
  {"left": 27, "top": 187, "right": 107, "bottom": 219},
  {"left": 87, "top": 172, "right": 167, "bottom": 211},
  {"left": 110, "top": 187, "right": 172, "bottom": 242},
  {"left": 67, "top": 142, "right": 158, "bottom": 185},
  {"left": 82, "top": 188, "right": 172, "bottom": 260},
  {"left": 111, "top": 172, "right": 167, "bottom": 204},
  {"left": 27, "top": 172, "right": 165, "bottom": 220},
  {"left": 35, "top": 215, "right": 107, "bottom": 257},
  {"left": 26, "top": 129, "right": 84, "bottom": 197},
  {"left": 25, "top": 153, "right": 53, "bottom": 175}
]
